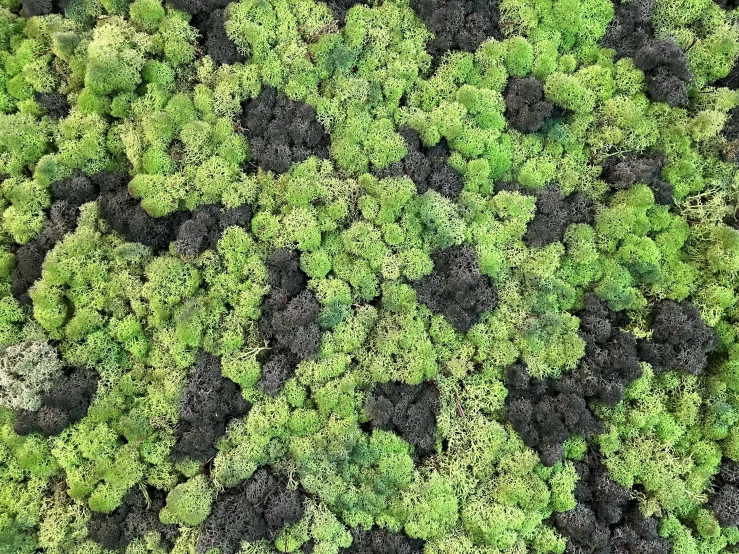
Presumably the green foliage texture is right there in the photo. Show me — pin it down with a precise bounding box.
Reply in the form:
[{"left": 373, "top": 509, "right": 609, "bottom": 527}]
[{"left": 0, "top": 0, "right": 738, "bottom": 552}]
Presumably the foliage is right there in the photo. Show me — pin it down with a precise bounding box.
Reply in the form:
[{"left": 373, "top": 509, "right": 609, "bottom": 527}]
[
  {"left": 0, "top": 0, "right": 737, "bottom": 552},
  {"left": 0, "top": 341, "right": 62, "bottom": 411}
]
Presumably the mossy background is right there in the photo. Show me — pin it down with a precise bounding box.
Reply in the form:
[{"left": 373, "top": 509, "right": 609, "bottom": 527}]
[{"left": 0, "top": 0, "right": 739, "bottom": 552}]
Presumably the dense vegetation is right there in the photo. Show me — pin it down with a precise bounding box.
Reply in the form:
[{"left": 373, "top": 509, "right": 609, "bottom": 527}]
[{"left": 0, "top": 0, "right": 739, "bottom": 552}]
